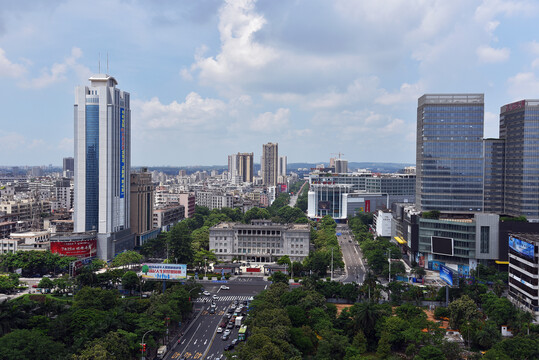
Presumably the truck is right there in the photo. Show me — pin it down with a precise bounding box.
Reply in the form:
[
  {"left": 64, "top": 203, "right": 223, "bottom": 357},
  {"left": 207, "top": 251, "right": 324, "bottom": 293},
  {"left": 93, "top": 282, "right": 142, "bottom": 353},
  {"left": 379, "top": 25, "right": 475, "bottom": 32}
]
[
  {"left": 235, "top": 316, "right": 243, "bottom": 327},
  {"left": 156, "top": 345, "right": 167, "bottom": 359}
]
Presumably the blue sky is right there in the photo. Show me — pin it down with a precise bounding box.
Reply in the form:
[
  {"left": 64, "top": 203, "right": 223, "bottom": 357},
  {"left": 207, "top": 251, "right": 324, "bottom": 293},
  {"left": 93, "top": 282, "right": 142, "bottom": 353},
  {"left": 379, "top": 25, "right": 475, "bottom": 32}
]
[{"left": 1, "top": 0, "right": 539, "bottom": 166}]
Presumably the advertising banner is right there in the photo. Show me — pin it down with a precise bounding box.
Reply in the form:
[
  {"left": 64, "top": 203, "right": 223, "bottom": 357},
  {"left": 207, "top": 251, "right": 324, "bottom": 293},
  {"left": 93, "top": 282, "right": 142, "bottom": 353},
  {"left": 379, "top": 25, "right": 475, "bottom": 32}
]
[
  {"left": 119, "top": 108, "right": 126, "bottom": 199},
  {"left": 50, "top": 239, "right": 97, "bottom": 258},
  {"left": 508, "top": 236, "right": 535, "bottom": 259},
  {"left": 439, "top": 264, "right": 453, "bottom": 286},
  {"left": 141, "top": 263, "right": 187, "bottom": 280},
  {"left": 365, "top": 200, "right": 371, "bottom": 212}
]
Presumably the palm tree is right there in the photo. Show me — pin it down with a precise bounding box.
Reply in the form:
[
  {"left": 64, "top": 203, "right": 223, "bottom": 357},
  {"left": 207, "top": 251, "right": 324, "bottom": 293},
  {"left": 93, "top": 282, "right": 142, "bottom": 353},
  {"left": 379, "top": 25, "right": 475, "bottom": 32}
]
[{"left": 351, "top": 301, "right": 382, "bottom": 337}]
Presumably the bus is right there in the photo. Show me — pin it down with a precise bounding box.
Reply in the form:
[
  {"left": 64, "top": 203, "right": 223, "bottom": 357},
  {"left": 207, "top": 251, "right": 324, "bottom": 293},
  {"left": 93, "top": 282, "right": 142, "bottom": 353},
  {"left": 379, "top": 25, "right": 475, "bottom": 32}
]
[{"left": 238, "top": 325, "right": 247, "bottom": 341}]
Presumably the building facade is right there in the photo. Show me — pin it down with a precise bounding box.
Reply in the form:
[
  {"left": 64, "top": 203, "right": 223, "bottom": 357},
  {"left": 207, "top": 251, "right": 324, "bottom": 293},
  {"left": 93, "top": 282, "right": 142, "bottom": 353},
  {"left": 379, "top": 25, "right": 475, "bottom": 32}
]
[
  {"left": 278, "top": 156, "right": 287, "bottom": 177},
  {"left": 507, "top": 233, "right": 539, "bottom": 322},
  {"left": 500, "top": 100, "right": 539, "bottom": 221},
  {"left": 416, "top": 94, "right": 484, "bottom": 213},
  {"left": 209, "top": 220, "right": 310, "bottom": 263},
  {"left": 130, "top": 170, "right": 157, "bottom": 246},
  {"left": 153, "top": 205, "right": 185, "bottom": 232},
  {"left": 73, "top": 74, "right": 134, "bottom": 260},
  {"left": 228, "top": 153, "right": 254, "bottom": 184},
  {"left": 262, "top": 143, "right": 278, "bottom": 186}
]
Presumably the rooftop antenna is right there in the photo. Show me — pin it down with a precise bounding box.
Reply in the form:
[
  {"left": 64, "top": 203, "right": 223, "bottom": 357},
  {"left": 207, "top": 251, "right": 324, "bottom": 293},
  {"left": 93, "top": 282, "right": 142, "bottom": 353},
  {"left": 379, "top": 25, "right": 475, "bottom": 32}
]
[{"left": 98, "top": 52, "right": 101, "bottom": 73}]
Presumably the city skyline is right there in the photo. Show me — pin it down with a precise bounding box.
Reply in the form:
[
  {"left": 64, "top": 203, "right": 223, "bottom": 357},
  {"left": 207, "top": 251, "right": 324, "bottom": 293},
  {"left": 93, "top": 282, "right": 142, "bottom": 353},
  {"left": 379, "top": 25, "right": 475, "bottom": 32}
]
[{"left": 1, "top": 1, "right": 539, "bottom": 166}]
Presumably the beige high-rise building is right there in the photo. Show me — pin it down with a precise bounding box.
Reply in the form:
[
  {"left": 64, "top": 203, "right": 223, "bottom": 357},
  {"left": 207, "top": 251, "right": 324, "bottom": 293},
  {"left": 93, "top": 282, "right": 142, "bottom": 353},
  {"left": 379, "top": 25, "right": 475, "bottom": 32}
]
[
  {"left": 130, "top": 169, "right": 154, "bottom": 246},
  {"left": 228, "top": 152, "right": 254, "bottom": 183},
  {"left": 262, "top": 142, "right": 278, "bottom": 186}
]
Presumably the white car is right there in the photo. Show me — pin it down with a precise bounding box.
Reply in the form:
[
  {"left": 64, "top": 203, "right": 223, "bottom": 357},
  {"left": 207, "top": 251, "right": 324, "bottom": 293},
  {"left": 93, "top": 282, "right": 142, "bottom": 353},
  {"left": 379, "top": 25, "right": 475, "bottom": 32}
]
[
  {"left": 220, "top": 285, "right": 230, "bottom": 290},
  {"left": 203, "top": 291, "right": 211, "bottom": 296},
  {"left": 212, "top": 295, "right": 219, "bottom": 300},
  {"left": 216, "top": 327, "right": 223, "bottom": 333},
  {"left": 224, "top": 329, "right": 231, "bottom": 336}
]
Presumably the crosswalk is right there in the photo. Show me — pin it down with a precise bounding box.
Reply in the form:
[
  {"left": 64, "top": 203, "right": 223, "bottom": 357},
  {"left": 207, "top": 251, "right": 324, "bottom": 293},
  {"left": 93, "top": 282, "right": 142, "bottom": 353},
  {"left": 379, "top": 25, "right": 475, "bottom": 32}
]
[{"left": 194, "top": 295, "right": 253, "bottom": 303}]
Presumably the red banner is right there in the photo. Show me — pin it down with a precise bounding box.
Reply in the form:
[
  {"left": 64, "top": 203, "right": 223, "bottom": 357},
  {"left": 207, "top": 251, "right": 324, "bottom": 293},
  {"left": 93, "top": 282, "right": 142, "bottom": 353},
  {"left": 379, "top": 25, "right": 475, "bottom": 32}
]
[
  {"left": 365, "top": 200, "right": 371, "bottom": 212},
  {"left": 246, "top": 268, "right": 261, "bottom": 273},
  {"left": 50, "top": 239, "right": 97, "bottom": 258}
]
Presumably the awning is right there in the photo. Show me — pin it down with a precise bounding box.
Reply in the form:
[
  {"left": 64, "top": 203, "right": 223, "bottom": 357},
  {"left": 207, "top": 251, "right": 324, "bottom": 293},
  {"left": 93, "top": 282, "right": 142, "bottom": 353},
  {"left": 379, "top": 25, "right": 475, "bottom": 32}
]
[
  {"left": 394, "top": 236, "right": 407, "bottom": 245},
  {"left": 495, "top": 260, "right": 509, "bottom": 265}
]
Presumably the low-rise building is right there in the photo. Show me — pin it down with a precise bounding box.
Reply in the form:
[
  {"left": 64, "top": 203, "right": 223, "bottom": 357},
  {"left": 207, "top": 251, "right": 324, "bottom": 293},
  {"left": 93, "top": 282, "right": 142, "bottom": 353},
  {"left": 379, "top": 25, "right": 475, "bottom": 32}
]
[
  {"left": 209, "top": 220, "right": 310, "bottom": 263},
  {"left": 153, "top": 205, "right": 185, "bottom": 232}
]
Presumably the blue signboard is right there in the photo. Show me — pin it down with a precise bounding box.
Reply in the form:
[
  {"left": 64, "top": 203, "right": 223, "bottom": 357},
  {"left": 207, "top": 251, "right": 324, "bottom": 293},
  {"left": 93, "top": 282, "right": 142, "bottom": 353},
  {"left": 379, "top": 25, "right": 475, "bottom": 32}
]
[
  {"left": 119, "top": 108, "right": 126, "bottom": 198},
  {"left": 509, "top": 236, "right": 535, "bottom": 259},
  {"left": 439, "top": 265, "right": 453, "bottom": 286}
]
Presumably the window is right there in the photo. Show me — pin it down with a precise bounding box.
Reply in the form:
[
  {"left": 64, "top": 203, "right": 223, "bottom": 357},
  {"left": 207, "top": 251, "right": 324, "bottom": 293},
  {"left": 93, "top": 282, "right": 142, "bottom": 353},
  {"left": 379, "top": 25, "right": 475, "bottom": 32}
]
[{"left": 480, "top": 226, "right": 489, "bottom": 253}]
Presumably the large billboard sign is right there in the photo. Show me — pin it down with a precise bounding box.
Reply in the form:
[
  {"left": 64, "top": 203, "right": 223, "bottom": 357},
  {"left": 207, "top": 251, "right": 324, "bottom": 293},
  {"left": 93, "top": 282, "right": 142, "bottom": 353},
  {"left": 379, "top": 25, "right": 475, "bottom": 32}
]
[
  {"left": 431, "top": 236, "right": 453, "bottom": 256},
  {"left": 51, "top": 238, "right": 97, "bottom": 258},
  {"left": 439, "top": 264, "right": 453, "bottom": 286},
  {"left": 141, "top": 263, "right": 187, "bottom": 280},
  {"left": 119, "top": 108, "right": 126, "bottom": 199},
  {"left": 509, "top": 236, "right": 535, "bottom": 260}
]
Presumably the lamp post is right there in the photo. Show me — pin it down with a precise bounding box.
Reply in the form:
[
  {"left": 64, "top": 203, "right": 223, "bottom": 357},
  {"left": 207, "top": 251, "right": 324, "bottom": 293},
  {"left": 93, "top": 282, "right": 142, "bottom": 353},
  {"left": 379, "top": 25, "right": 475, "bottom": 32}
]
[
  {"left": 188, "top": 287, "right": 199, "bottom": 302},
  {"left": 141, "top": 329, "right": 153, "bottom": 360},
  {"left": 204, "top": 258, "right": 207, "bottom": 278}
]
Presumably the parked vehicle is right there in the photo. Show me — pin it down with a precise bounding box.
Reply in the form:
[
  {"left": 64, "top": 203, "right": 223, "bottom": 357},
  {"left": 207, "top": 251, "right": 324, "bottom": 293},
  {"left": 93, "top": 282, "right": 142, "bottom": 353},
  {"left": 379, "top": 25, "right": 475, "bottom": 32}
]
[{"left": 156, "top": 345, "right": 167, "bottom": 359}]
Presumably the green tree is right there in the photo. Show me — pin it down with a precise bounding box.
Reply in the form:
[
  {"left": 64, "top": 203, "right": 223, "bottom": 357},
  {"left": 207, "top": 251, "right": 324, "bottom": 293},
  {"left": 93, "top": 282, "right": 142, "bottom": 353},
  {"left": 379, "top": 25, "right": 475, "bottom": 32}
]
[
  {"left": 111, "top": 250, "right": 143, "bottom": 269},
  {"left": 277, "top": 255, "right": 291, "bottom": 267},
  {"left": 38, "top": 276, "right": 54, "bottom": 290},
  {"left": 448, "top": 294, "right": 480, "bottom": 330},
  {"left": 414, "top": 345, "right": 445, "bottom": 360},
  {"left": 121, "top": 271, "right": 140, "bottom": 294},
  {"left": 376, "top": 331, "right": 391, "bottom": 359},
  {"left": 72, "top": 330, "right": 135, "bottom": 360},
  {"left": 167, "top": 221, "right": 193, "bottom": 264},
  {"left": 271, "top": 271, "right": 289, "bottom": 284},
  {"left": 244, "top": 207, "right": 271, "bottom": 223},
  {"left": 0, "top": 329, "right": 66, "bottom": 360}
]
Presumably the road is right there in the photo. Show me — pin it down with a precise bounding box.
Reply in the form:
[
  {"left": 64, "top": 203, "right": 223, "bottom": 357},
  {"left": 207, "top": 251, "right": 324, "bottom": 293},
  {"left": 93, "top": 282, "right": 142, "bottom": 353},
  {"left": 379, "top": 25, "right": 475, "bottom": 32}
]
[
  {"left": 336, "top": 224, "right": 366, "bottom": 284},
  {"left": 166, "top": 277, "right": 269, "bottom": 360}
]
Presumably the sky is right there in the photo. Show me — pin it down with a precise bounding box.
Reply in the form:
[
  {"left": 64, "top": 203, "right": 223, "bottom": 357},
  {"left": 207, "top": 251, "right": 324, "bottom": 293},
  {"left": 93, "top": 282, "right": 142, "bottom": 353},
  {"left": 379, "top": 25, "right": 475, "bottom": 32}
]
[{"left": 1, "top": 0, "right": 539, "bottom": 167}]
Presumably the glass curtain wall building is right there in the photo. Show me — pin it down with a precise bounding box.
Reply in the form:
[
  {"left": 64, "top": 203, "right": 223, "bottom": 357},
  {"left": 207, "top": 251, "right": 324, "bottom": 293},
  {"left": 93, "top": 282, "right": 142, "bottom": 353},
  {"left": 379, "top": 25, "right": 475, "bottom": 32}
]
[
  {"left": 416, "top": 94, "right": 485, "bottom": 213},
  {"left": 500, "top": 100, "right": 539, "bottom": 221},
  {"left": 74, "top": 74, "right": 134, "bottom": 260}
]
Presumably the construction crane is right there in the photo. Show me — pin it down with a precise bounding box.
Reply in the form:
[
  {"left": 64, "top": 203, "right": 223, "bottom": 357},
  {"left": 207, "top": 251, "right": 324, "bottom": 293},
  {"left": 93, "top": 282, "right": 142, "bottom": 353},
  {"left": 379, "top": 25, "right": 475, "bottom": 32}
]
[{"left": 330, "top": 152, "right": 345, "bottom": 159}]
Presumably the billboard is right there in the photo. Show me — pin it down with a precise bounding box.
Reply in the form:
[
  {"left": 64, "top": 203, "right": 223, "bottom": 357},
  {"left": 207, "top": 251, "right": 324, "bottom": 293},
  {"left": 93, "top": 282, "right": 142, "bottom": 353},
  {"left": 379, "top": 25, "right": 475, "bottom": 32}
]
[
  {"left": 508, "top": 235, "right": 535, "bottom": 260},
  {"left": 51, "top": 238, "right": 97, "bottom": 258},
  {"left": 141, "top": 263, "right": 187, "bottom": 280},
  {"left": 119, "top": 108, "right": 126, "bottom": 198},
  {"left": 365, "top": 200, "right": 371, "bottom": 212},
  {"left": 431, "top": 236, "right": 453, "bottom": 256},
  {"left": 439, "top": 264, "right": 453, "bottom": 286}
]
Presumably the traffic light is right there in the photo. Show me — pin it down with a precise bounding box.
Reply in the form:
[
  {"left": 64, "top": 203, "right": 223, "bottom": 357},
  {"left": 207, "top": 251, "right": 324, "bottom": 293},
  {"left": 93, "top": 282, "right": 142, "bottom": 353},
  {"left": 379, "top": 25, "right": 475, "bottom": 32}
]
[{"left": 140, "top": 343, "right": 146, "bottom": 352}]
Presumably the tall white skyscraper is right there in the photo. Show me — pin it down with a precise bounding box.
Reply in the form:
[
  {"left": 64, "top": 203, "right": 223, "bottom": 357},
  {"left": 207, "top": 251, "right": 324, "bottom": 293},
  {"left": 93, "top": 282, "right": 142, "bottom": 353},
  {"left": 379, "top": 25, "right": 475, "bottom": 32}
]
[
  {"left": 278, "top": 156, "right": 287, "bottom": 177},
  {"left": 74, "top": 74, "right": 134, "bottom": 260}
]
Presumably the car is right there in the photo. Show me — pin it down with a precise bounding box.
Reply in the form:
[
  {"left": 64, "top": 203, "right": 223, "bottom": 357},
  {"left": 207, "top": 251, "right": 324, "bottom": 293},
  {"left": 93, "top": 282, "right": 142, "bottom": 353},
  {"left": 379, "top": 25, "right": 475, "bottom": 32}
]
[
  {"left": 221, "top": 333, "right": 229, "bottom": 340},
  {"left": 231, "top": 339, "right": 238, "bottom": 346},
  {"left": 32, "top": 284, "right": 38, "bottom": 288},
  {"left": 224, "top": 329, "right": 231, "bottom": 336},
  {"left": 227, "top": 322, "right": 234, "bottom": 329},
  {"left": 209, "top": 308, "right": 215, "bottom": 314},
  {"left": 242, "top": 300, "right": 248, "bottom": 305},
  {"left": 248, "top": 296, "right": 254, "bottom": 301},
  {"left": 216, "top": 327, "right": 224, "bottom": 333},
  {"left": 227, "top": 307, "right": 234, "bottom": 313},
  {"left": 224, "top": 343, "right": 235, "bottom": 351},
  {"left": 203, "top": 291, "right": 211, "bottom": 296},
  {"left": 220, "top": 285, "right": 229, "bottom": 290},
  {"left": 230, "top": 303, "right": 236, "bottom": 309},
  {"left": 226, "top": 313, "right": 232, "bottom": 319},
  {"left": 233, "top": 299, "right": 239, "bottom": 305},
  {"left": 213, "top": 295, "right": 219, "bottom": 300},
  {"left": 220, "top": 321, "right": 227, "bottom": 328}
]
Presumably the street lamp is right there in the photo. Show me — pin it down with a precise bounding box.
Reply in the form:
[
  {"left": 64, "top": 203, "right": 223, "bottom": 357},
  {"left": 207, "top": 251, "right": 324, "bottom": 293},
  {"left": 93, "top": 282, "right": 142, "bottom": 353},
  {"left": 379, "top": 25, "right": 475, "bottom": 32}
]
[
  {"left": 141, "top": 329, "right": 153, "bottom": 360},
  {"left": 188, "top": 287, "right": 199, "bottom": 302}
]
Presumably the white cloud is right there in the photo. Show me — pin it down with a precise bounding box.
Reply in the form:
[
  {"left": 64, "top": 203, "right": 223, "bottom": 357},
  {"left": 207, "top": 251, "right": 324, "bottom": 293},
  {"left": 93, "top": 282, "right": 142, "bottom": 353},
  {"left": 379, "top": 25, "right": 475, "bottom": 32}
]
[
  {"left": 133, "top": 92, "right": 228, "bottom": 132},
  {"left": 58, "top": 137, "right": 74, "bottom": 151},
  {"left": 0, "top": 48, "right": 26, "bottom": 77},
  {"left": 507, "top": 72, "right": 539, "bottom": 100},
  {"left": 250, "top": 108, "right": 290, "bottom": 133},
  {"left": 188, "top": 0, "right": 277, "bottom": 89},
  {"left": 0, "top": 130, "right": 43, "bottom": 152},
  {"left": 474, "top": 0, "right": 537, "bottom": 23},
  {"left": 476, "top": 45, "right": 510, "bottom": 63},
  {"left": 20, "top": 47, "right": 90, "bottom": 89},
  {"left": 375, "top": 81, "right": 425, "bottom": 105}
]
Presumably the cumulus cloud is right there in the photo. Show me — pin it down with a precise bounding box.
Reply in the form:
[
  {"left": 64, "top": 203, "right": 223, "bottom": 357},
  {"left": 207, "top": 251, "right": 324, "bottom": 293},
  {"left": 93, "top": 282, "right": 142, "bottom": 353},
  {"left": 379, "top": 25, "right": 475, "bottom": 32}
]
[
  {"left": 133, "top": 92, "right": 228, "bottom": 132},
  {"left": 507, "top": 72, "right": 539, "bottom": 100},
  {"left": 0, "top": 130, "right": 43, "bottom": 151},
  {"left": 187, "top": 0, "right": 277, "bottom": 88},
  {"left": 0, "top": 48, "right": 26, "bottom": 77},
  {"left": 376, "top": 81, "right": 425, "bottom": 105},
  {"left": 20, "top": 47, "right": 91, "bottom": 89},
  {"left": 477, "top": 45, "right": 510, "bottom": 63},
  {"left": 250, "top": 108, "right": 290, "bottom": 132}
]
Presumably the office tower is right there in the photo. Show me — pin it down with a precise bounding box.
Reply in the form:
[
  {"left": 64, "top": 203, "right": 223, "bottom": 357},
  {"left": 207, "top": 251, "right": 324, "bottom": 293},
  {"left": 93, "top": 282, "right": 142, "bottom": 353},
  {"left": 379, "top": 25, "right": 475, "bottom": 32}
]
[
  {"left": 483, "top": 138, "right": 505, "bottom": 213},
  {"left": 130, "top": 170, "right": 154, "bottom": 246},
  {"left": 335, "top": 159, "right": 348, "bottom": 174},
  {"left": 262, "top": 143, "right": 278, "bottom": 186},
  {"left": 500, "top": 100, "right": 539, "bottom": 220},
  {"left": 63, "top": 157, "right": 74, "bottom": 178},
  {"left": 228, "top": 153, "right": 254, "bottom": 183},
  {"left": 278, "top": 156, "right": 287, "bottom": 177},
  {"left": 73, "top": 74, "right": 134, "bottom": 260},
  {"left": 416, "top": 94, "right": 484, "bottom": 213}
]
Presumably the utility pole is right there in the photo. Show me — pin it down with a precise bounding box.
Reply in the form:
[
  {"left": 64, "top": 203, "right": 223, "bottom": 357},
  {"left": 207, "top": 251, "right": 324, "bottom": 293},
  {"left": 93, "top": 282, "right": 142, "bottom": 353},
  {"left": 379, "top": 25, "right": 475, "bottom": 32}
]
[
  {"left": 331, "top": 248, "right": 334, "bottom": 281},
  {"left": 388, "top": 248, "right": 391, "bottom": 283}
]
